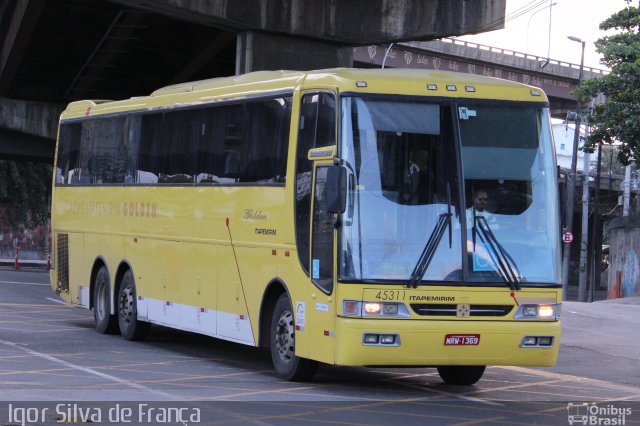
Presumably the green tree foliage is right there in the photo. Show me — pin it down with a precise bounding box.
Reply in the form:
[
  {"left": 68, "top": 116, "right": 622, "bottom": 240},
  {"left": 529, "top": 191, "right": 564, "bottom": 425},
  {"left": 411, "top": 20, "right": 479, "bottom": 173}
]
[
  {"left": 574, "top": 1, "right": 640, "bottom": 165},
  {"left": 0, "top": 161, "right": 52, "bottom": 228}
]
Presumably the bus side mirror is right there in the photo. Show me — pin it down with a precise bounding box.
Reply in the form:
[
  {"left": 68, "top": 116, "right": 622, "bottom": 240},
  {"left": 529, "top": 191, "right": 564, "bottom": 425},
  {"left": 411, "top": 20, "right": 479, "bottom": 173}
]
[{"left": 326, "top": 166, "right": 347, "bottom": 214}]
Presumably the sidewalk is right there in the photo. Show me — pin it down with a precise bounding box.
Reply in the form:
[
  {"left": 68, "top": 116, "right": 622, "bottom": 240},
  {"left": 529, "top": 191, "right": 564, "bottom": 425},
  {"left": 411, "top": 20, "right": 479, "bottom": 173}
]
[{"left": 596, "top": 296, "right": 640, "bottom": 305}]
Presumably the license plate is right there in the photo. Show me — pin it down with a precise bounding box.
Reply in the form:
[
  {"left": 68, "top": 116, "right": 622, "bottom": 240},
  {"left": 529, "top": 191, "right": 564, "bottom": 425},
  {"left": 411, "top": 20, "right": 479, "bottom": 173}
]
[{"left": 444, "top": 334, "right": 480, "bottom": 346}]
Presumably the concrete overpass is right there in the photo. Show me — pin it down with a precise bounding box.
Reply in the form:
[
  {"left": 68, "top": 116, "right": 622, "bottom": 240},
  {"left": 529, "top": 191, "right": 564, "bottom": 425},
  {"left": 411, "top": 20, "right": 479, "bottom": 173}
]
[{"left": 10, "top": 0, "right": 601, "bottom": 164}]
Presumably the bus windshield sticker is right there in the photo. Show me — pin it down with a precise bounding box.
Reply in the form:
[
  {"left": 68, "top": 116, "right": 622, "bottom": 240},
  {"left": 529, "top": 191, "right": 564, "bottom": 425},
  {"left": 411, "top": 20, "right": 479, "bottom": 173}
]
[{"left": 312, "top": 259, "right": 320, "bottom": 279}]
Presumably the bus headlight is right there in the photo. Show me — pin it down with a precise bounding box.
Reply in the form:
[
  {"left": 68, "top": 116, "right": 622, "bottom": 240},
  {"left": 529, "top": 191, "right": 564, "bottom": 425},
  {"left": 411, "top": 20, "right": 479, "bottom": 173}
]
[
  {"left": 364, "top": 302, "right": 381, "bottom": 315},
  {"left": 342, "top": 300, "right": 410, "bottom": 318},
  {"left": 538, "top": 305, "right": 555, "bottom": 318},
  {"left": 514, "top": 304, "right": 560, "bottom": 320}
]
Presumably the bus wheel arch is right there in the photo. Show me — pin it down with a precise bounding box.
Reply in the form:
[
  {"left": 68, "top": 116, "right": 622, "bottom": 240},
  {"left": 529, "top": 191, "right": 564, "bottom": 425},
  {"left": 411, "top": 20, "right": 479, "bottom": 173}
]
[{"left": 258, "top": 278, "right": 289, "bottom": 349}]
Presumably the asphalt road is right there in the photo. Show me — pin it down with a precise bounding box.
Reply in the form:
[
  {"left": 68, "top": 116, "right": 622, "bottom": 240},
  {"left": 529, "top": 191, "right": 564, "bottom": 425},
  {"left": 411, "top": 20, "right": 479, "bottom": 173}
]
[{"left": 0, "top": 269, "right": 638, "bottom": 425}]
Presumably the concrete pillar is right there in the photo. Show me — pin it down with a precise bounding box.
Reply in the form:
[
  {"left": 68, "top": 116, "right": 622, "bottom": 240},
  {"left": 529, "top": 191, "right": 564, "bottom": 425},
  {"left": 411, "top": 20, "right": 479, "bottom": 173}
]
[{"left": 235, "top": 31, "right": 352, "bottom": 74}]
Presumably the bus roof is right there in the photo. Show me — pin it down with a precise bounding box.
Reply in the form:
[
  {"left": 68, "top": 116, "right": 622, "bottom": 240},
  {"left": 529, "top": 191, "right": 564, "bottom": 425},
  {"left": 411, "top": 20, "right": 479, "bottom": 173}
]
[{"left": 62, "top": 68, "right": 548, "bottom": 120}]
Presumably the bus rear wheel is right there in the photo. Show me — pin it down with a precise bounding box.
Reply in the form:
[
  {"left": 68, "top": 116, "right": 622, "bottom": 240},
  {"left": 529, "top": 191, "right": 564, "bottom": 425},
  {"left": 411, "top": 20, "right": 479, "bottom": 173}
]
[
  {"left": 93, "top": 266, "right": 118, "bottom": 334},
  {"left": 117, "top": 270, "right": 149, "bottom": 341},
  {"left": 270, "top": 294, "right": 318, "bottom": 381},
  {"left": 437, "top": 366, "right": 486, "bottom": 385}
]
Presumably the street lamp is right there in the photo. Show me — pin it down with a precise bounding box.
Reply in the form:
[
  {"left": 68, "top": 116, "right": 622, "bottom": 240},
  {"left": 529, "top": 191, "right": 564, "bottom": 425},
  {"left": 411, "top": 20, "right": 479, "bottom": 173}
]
[
  {"left": 561, "top": 35, "right": 586, "bottom": 300},
  {"left": 525, "top": 1, "right": 557, "bottom": 61}
]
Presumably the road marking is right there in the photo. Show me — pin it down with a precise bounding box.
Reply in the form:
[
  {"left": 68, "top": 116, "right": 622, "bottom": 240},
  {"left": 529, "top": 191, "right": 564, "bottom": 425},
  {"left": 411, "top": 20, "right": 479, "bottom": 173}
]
[
  {"left": 371, "top": 370, "right": 503, "bottom": 407},
  {"left": 448, "top": 416, "right": 506, "bottom": 426},
  {"left": 203, "top": 385, "right": 314, "bottom": 400},
  {"left": 0, "top": 339, "right": 176, "bottom": 399},
  {"left": 0, "top": 280, "right": 49, "bottom": 286},
  {"left": 46, "top": 297, "right": 72, "bottom": 306},
  {"left": 567, "top": 310, "right": 603, "bottom": 318},
  {"left": 496, "top": 366, "right": 640, "bottom": 396}
]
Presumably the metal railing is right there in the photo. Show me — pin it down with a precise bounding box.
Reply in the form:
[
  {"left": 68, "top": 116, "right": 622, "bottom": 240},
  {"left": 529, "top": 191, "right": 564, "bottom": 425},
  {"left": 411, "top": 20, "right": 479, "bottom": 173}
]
[{"left": 438, "top": 37, "right": 609, "bottom": 75}]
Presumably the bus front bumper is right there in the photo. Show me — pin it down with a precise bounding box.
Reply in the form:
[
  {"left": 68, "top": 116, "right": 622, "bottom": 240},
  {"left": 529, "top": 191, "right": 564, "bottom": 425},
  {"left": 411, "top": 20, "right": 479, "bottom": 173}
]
[{"left": 334, "top": 317, "right": 560, "bottom": 367}]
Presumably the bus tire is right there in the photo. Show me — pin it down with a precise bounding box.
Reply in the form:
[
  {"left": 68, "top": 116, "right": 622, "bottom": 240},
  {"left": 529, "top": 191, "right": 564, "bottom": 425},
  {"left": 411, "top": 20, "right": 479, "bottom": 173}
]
[
  {"left": 270, "top": 294, "right": 318, "bottom": 381},
  {"left": 437, "top": 365, "right": 486, "bottom": 385},
  {"left": 117, "top": 270, "right": 149, "bottom": 341},
  {"left": 93, "top": 266, "right": 118, "bottom": 334}
]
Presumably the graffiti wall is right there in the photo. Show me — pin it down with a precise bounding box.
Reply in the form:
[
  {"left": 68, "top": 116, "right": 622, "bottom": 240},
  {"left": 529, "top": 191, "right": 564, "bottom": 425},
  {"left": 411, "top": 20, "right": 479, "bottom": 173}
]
[{"left": 607, "top": 217, "right": 640, "bottom": 299}]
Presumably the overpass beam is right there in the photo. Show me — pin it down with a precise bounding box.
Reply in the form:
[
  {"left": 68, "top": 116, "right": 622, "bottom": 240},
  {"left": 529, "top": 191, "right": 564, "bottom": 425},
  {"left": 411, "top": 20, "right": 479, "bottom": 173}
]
[
  {"left": 106, "top": 0, "right": 507, "bottom": 45},
  {"left": 0, "top": 127, "right": 54, "bottom": 163},
  {"left": 0, "top": 97, "right": 62, "bottom": 163},
  {"left": 0, "top": 97, "right": 63, "bottom": 140},
  {"left": 0, "top": 0, "right": 46, "bottom": 94},
  {"left": 235, "top": 31, "right": 352, "bottom": 74}
]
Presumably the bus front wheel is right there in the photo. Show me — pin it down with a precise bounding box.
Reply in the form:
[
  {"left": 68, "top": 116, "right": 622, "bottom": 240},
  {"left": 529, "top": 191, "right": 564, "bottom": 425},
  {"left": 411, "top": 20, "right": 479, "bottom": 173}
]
[
  {"left": 270, "top": 294, "right": 318, "bottom": 381},
  {"left": 93, "top": 266, "right": 118, "bottom": 334},
  {"left": 437, "top": 366, "right": 486, "bottom": 385},
  {"left": 117, "top": 270, "right": 149, "bottom": 341}
]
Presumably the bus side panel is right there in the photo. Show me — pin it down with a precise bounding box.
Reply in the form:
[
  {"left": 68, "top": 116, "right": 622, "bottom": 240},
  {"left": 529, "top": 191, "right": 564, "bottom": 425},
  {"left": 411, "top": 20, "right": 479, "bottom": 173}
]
[
  {"left": 180, "top": 242, "right": 218, "bottom": 336},
  {"left": 235, "top": 246, "right": 278, "bottom": 345},
  {"left": 216, "top": 245, "right": 254, "bottom": 344},
  {"left": 82, "top": 233, "right": 101, "bottom": 308},
  {"left": 66, "top": 232, "right": 86, "bottom": 307},
  {"left": 131, "top": 238, "right": 181, "bottom": 327}
]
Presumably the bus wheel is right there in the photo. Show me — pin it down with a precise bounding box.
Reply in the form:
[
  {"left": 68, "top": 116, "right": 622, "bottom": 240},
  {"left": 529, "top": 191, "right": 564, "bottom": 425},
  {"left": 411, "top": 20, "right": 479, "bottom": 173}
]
[
  {"left": 437, "top": 366, "right": 486, "bottom": 385},
  {"left": 270, "top": 294, "right": 318, "bottom": 381},
  {"left": 93, "top": 266, "right": 118, "bottom": 334},
  {"left": 117, "top": 270, "right": 149, "bottom": 341}
]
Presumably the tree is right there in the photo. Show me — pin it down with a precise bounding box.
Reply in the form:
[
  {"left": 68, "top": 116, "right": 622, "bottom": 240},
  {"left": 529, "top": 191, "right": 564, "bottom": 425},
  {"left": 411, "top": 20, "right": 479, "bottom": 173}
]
[
  {"left": 0, "top": 161, "right": 52, "bottom": 228},
  {"left": 574, "top": 1, "right": 640, "bottom": 165}
]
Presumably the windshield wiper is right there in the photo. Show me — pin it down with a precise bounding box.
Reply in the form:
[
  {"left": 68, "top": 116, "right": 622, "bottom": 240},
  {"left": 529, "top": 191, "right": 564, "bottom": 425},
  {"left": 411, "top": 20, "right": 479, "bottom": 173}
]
[
  {"left": 408, "top": 184, "right": 453, "bottom": 289},
  {"left": 473, "top": 216, "right": 522, "bottom": 291}
]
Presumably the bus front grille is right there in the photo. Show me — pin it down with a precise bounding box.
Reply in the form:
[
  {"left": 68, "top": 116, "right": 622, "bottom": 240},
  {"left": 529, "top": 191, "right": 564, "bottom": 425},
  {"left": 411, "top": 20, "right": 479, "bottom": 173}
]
[
  {"left": 57, "top": 233, "right": 69, "bottom": 292},
  {"left": 410, "top": 304, "right": 514, "bottom": 317}
]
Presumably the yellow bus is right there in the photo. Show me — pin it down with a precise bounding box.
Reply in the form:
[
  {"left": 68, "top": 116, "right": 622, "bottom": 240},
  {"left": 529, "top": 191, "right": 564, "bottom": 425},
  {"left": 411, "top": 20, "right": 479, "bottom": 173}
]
[{"left": 51, "top": 68, "right": 562, "bottom": 385}]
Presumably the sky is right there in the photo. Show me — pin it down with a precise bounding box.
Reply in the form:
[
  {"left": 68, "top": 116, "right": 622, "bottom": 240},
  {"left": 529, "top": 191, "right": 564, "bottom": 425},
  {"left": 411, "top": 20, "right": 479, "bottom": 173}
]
[{"left": 456, "top": 0, "right": 631, "bottom": 70}]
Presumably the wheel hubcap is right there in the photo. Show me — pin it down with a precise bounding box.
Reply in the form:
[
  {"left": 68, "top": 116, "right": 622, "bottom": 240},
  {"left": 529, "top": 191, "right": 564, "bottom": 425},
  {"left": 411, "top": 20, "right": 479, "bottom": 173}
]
[
  {"left": 274, "top": 310, "right": 294, "bottom": 362},
  {"left": 96, "top": 282, "right": 107, "bottom": 319},
  {"left": 119, "top": 286, "right": 134, "bottom": 325}
]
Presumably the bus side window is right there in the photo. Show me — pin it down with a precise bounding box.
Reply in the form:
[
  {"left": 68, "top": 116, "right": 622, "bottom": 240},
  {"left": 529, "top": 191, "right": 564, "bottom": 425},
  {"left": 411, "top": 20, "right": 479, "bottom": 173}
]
[
  {"left": 159, "top": 109, "right": 202, "bottom": 183},
  {"left": 136, "top": 113, "right": 163, "bottom": 184},
  {"left": 295, "top": 92, "right": 336, "bottom": 275},
  {"left": 241, "top": 97, "right": 291, "bottom": 183},
  {"left": 198, "top": 104, "right": 244, "bottom": 184},
  {"left": 56, "top": 123, "right": 82, "bottom": 185},
  {"left": 83, "top": 117, "right": 130, "bottom": 184}
]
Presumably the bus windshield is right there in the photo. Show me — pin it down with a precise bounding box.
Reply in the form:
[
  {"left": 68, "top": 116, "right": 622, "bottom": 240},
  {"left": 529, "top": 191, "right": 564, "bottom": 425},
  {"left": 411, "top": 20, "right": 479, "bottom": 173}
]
[{"left": 338, "top": 96, "right": 560, "bottom": 285}]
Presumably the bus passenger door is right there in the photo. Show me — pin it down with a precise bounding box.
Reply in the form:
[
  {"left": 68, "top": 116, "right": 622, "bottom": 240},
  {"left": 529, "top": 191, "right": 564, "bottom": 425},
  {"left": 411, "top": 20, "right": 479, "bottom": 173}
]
[{"left": 305, "top": 164, "right": 336, "bottom": 364}]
